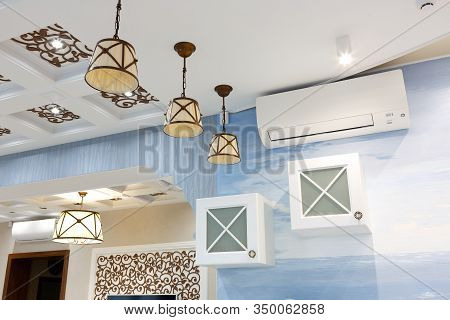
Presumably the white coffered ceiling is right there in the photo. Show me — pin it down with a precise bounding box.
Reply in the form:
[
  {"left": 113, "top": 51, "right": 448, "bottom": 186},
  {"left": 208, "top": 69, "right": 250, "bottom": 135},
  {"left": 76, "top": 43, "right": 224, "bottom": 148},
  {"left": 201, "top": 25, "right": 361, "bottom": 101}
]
[
  {"left": 0, "top": 0, "right": 449, "bottom": 156},
  {"left": 0, "top": 177, "right": 185, "bottom": 222}
]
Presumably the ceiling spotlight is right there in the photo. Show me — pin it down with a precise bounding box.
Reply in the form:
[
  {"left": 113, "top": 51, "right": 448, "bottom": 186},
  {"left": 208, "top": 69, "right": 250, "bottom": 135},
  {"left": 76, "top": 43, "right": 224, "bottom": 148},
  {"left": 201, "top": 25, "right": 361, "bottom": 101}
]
[
  {"left": 124, "top": 91, "right": 133, "bottom": 97},
  {"left": 336, "top": 35, "right": 353, "bottom": 66},
  {"left": 50, "top": 38, "right": 64, "bottom": 49},
  {"left": 339, "top": 52, "right": 353, "bottom": 66},
  {"left": 50, "top": 105, "right": 61, "bottom": 114}
]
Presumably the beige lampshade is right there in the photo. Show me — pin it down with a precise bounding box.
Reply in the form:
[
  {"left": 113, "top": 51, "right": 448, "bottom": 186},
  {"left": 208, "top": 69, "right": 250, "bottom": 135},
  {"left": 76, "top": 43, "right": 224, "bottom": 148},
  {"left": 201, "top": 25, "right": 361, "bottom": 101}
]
[
  {"left": 208, "top": 132, "right": 241, "bottom": 165},
  {"left": 164, "top": 97, "right": 203, "bottom": 138},
  {"left": 85, "top": 38, "right": 138, "bottom": 94},
  {"left": 53, "top": 210, "right": 103, "bottom": 245}
]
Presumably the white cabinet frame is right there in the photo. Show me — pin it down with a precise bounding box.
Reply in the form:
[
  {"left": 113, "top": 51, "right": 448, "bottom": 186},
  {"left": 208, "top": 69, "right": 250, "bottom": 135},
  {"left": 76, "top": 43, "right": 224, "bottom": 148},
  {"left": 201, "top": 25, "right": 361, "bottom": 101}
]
[
  {"left": 288, "top": 153, "right": 370, "bottom": 236},
  {"left": 196, "top": 193, "right": 274, "bottom": 267}
]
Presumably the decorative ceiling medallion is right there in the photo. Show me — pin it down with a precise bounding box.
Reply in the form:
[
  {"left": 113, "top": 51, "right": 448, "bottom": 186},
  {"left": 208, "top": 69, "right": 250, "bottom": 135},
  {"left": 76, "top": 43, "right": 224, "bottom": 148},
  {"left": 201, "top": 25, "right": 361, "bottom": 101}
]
[
  {"left": 28, "top": 103, "right": 80, "bottom": 124},
  {"left": 0, "top": 74, "right": 11, "bottom": 83},
  {"left": 0, "top": 128, "right": 11, "bottom": 136},
  {"left": 12, "top": 23, "right": 93, "bottom": 68},
  {"left": 101, "top": 85, "right": 159, "bottom": 108}
]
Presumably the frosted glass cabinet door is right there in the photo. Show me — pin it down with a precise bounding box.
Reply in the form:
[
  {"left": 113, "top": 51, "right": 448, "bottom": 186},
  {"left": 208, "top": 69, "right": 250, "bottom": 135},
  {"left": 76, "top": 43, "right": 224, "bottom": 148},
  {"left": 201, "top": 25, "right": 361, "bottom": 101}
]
[
  {"left": 288, "top": 153, "right": 370, "bottom": 236},
  {"left": 206, "top": 206, "right": 248, "bottom": 253},
  {"left": 196, "top": 193, "right": 274, "bottom": 267}
]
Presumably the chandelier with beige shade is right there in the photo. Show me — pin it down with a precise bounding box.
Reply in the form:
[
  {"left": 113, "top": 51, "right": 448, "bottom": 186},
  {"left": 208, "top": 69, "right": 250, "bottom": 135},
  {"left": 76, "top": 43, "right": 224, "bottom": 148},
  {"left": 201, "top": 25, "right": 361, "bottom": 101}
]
[
  {"left": 52, "top": 192, "right": 103, "bottom": 245},
  {"left": 208, "top": 85, "right": 241, "bottom": 165},
  {"left": 163, "top": 42, "right": 203, "bottom": 138},
  {"left": 85, "top": 0, "right": 139, "bottom": 94}
]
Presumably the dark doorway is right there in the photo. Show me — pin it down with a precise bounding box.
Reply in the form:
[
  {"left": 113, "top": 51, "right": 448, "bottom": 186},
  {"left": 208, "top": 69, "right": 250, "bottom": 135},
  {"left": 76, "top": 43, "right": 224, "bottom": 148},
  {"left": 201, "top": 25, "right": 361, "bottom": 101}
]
[{"left": 2, "top": 250, "right": 69, "bottom": 300}]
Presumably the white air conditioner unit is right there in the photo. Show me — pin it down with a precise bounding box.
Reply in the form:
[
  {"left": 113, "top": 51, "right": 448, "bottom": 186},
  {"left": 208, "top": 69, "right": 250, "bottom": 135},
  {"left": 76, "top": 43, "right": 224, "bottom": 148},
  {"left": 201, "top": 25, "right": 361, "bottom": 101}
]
[
  {"left": 256, "top": 70, "right": 410, "bottom": 149},
  {"left": 12, "top": 219, "right": 56, "bottom": 242}
]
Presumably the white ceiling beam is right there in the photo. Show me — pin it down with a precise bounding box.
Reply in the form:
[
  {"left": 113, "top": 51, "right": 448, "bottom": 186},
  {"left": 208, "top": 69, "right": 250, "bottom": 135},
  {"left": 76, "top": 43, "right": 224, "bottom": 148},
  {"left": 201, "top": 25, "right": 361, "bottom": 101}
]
[
  {"left": 0, "top": 91, "right": 53, "bottom": 114},
  {"left": 64, "top": 97, "right": 120, "bottom": 126},
  {"left": 0, "top": 114, "right": 52, "bottom": 139},
  {"left": 55, "top": 73, "right": 99, "bottom": 98},
  {"left": 0, "top": 46, "right": 54, "bottom": 90}
]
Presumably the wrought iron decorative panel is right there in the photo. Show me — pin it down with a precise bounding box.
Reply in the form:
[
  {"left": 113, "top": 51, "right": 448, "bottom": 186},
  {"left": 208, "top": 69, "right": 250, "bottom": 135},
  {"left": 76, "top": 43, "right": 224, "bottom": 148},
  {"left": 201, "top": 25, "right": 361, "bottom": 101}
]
[
  {"left": 93, "top": 250, "right": 200, "bottom": 300},
  {"left": 0, "top": 128, "right": 11, "bottom": 136},
  {"left": 0, "top": 74, "right": 11, "bottom": 83},
  {"left": 28, "top": 104, "right": 80, "bottom": 124},
  {"left": 12, "top": 23, "right": 93, "bottom": 67},
  {"left": 101, "top": 86, "right": 159, "bottom": 108}
]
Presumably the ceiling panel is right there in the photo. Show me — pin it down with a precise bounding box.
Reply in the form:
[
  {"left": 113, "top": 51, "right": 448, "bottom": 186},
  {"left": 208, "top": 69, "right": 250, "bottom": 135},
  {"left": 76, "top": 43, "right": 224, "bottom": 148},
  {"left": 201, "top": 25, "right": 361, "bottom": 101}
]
[{"left": 0, "top": 178, "right": 186, "bottom": 222}]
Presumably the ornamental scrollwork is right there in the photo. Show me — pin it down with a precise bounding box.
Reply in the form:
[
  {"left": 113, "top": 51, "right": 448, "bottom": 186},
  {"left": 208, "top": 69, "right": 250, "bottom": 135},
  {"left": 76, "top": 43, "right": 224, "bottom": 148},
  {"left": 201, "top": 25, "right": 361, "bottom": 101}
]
[
  {"left": 101, "top": 85, "right": 159, "bottom": 108},
  {"left": 0, "top": 128, "right": 11, "bottom": 136},
  {"left": 0, "top": 74, "right": 11, "bottom": 83},
  {"left": 93, "top": 250, "right": 200, "bottom": 300},
  {"left": 28, "top": 104, "right": 80, "bottom": 124},
  {"left": 12, "top": 23, "right": 93, "bottom": 68}
]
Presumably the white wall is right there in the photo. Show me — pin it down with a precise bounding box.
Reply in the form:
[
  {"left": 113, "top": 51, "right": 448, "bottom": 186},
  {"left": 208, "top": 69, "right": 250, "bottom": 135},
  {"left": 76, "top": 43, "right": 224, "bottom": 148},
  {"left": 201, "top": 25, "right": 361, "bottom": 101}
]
[{"left": 3, "top": 202, "right": 199, "bottom": 299}]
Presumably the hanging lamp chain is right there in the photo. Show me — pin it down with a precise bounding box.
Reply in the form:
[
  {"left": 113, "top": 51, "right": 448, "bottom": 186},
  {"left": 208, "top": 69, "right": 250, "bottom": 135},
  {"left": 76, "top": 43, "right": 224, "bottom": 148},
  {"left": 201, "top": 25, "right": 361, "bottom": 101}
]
[
  {"left": 222, "top": 96, "right": 226, "bottom": 132},
  {"left": 181, "top": 58, "right": 187, "bottom": 97},
  {"left": 78, "top": 192, "right": 87, "bottom": 209},
  {"left": 113, "top": 0, "right": 122, "bottom": 39}
]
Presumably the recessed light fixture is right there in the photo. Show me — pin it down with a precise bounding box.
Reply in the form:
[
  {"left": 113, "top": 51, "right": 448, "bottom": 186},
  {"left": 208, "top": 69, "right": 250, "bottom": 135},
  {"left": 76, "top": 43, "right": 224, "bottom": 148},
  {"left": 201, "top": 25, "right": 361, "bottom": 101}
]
[
  {"left": 336, "top": 35, "right": 353, "bottom": 66},
  {"left": 50, "top": 104, "right": 61, "bottom": 114},
  {"left": 339, "top": 52, "right": 353, "bottom": 66},
  {"left": 124, "top": 91, "right": 133, "bottom": 97},
  {"left": 50, "top": 38, "right": 64, "bottom": 49}
]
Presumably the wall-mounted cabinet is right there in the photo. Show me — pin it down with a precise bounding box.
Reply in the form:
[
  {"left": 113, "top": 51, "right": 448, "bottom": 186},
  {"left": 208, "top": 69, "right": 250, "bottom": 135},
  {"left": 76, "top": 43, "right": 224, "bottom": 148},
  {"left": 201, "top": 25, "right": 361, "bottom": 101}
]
[
  {"left": 288, "top": 153, "right": 370, "bottom": 236},
  {"left": 196, "top": 193, "right": 274, "bottom": 267}
]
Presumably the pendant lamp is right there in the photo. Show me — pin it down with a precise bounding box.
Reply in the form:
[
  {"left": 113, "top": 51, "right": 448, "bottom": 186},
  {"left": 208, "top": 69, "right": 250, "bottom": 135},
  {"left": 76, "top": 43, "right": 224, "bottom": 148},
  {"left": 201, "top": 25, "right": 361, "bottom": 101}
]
[
  {"left": 85, "top": 0, "right": 139, "bottom": 94},
  {"left": 163, "top": 42, "right": 203, "bottom": 138},
  {"left": 53, "top": 192, "right": 103, "bottom": 245},
  {"left": 208, "top": 85, "right": 241, "bottom": 165}
]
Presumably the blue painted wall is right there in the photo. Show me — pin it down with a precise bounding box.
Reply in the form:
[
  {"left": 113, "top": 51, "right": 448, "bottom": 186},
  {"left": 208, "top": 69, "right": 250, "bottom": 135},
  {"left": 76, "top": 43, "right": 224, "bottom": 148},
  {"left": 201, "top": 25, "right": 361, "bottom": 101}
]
[{"left": 215, "top": 57, "right": 450, "bottom": 299}]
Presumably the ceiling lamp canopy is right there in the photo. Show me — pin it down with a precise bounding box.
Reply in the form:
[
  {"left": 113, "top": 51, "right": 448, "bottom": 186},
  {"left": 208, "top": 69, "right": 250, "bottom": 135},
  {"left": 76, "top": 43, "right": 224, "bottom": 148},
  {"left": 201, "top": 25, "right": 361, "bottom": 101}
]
[
  {"left": 163, "top": 42, "right": 203, "bottom": 138},
  {"left": 208, "top": 85, "right": 241, "bottom": 165},
  {"left": 53, "top": 192, "right": 103, "bottom": 245},
  {"left": 85, "top": 0, "right": 139, "bottom": 94}
]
